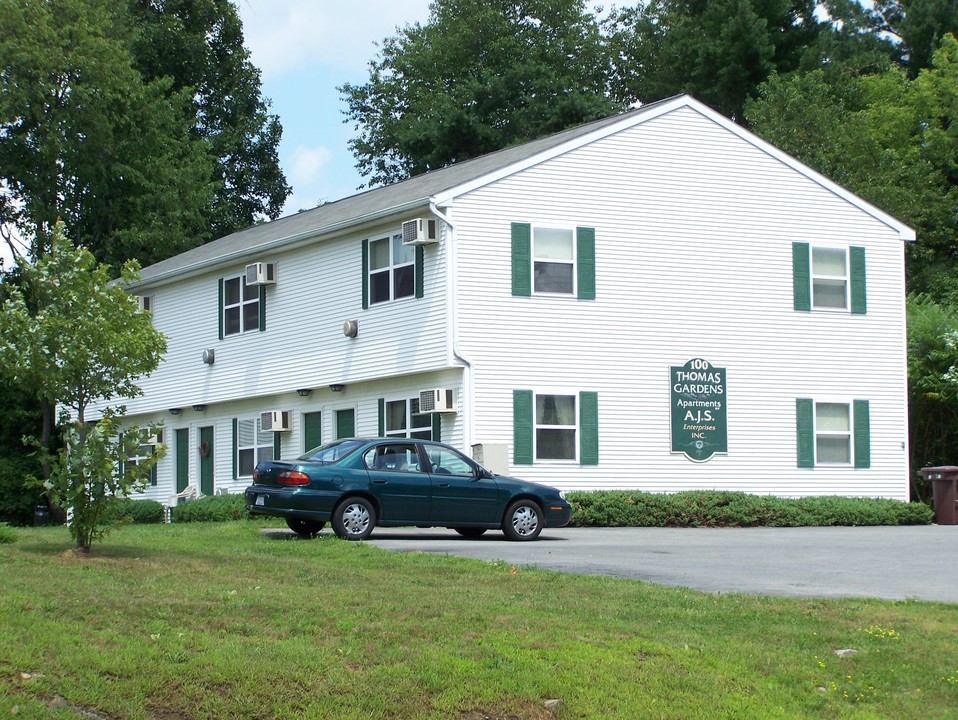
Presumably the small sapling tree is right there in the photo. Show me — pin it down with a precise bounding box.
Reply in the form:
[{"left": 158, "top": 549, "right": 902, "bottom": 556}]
[{"left": 0, "top": 224, "right": 167, "bottom": 550}]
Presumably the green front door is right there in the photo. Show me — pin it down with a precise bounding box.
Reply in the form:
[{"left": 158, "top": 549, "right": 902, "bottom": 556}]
[
  {"left": 335, "top": 409, "right": 355, "bottom": 439},
  {"left": 175, "top": 428, "right": 190, "bottom": 493},
  {"left": 304, "top": 411, "right": 322, "bottom": 452},
  {"left": 199, "top": 425, "right": 214, "bottom": 496}
]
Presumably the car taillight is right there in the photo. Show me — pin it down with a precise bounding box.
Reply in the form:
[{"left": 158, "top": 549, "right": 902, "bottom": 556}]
[
  {"left": 278, "top": 471, "right": 310, "bottom": 486},
  {"left": 252, "top": 469, "right": 262, "bottom": 482}
]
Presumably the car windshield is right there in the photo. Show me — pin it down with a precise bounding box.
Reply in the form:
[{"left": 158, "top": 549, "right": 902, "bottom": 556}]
[{"left": 298, "top": 439, "right": 365, "bottom": 465}]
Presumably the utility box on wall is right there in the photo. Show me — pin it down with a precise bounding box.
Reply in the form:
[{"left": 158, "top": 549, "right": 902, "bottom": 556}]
[{"left": 472, "top": 443, "right": 510, "bottom": 476}]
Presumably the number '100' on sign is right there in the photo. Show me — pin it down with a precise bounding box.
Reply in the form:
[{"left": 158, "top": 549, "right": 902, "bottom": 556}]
[{"left": 670, "top": 358, "right": 728, "bottom": 462}]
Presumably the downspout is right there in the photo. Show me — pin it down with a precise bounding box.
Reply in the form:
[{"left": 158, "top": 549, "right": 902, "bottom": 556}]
[{"left": 430, "top": 200, "right": 475, "bottom": 451}]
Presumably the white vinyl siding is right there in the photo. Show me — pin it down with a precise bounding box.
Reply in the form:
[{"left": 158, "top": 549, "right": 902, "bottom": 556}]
[{"left": 455, "top": 105, "right": 907, "bottom": 499}]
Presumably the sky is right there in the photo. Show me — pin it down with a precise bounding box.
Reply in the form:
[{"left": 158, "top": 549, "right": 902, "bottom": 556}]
[
  {"left": 234, "top": 0, "right": 434, "bottom": 216},
  {"left": 0, "top": 1, "right": 432, "bottom": 268}
]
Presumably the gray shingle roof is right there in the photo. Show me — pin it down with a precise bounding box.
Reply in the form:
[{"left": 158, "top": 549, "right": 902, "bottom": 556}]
[{"left": 135, "top": 99, "right": 675, "bottom": 287}]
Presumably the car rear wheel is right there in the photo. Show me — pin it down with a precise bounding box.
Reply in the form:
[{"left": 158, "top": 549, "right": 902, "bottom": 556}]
[
  {"left": 454, "top": 527, "right": 487, "bottom": 539},
  {"left": 502, "top": 499, "right": 543, "bottom": 541},
  {"left": 285, "top": 517, "right": 325, "bottom": 537},
  {"left": 332, "top": 497, "right": 376, "bottom": 540}
]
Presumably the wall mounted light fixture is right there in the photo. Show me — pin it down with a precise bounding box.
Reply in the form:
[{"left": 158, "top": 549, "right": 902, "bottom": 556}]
[
  {"left": 329, "top": 384, "right": 345, "bottom": 393},
  {"left": 169, "top": 408, "right": 181, "bottom": 416},
  {"left": 296, "top": 388, "right": 312, "bottom": 397},
  {"left": 192, "top": 404, "right": 207, "bottom": 412}
]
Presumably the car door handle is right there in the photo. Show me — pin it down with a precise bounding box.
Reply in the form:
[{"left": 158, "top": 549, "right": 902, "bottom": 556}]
[
  {"left": 373, "top": 479, "right": 387, "bottom": 485},
  {"left": 437, "top": 482, "right": 450, "bottom": 488}
]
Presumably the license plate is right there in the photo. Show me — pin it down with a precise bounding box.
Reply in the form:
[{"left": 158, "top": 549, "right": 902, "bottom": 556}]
[{"left": 255, "top": 495, "right": 265, "bottom": 506}]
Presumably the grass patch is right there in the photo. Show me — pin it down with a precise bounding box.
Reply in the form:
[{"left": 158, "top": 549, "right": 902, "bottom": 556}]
[{"left": 2, "top": 523, "right": 956, "bottom": 719}]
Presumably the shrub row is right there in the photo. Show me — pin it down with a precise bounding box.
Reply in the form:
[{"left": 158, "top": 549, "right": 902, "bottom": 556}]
[
  {"left": 170, "top": 494, "right": 250, "bottom": 523},
  {"left": 566, "top": 490, "right": 934, "bottom": 528}
]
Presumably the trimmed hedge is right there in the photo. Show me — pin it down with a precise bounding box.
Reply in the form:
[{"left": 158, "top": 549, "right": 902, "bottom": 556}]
[
  {"left": 171, "top": 494, "right": 249, "bottom": 523},
  {"left": 567, "top": 490, "right": 934, "bottom": 528},
  {"left": 120, "top": 499, "right": 166, "bottom": 525}
]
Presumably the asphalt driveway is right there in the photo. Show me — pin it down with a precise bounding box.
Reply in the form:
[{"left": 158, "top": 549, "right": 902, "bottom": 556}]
[{"left": 359, "top": 525, "right": 958, "bottom": 603}]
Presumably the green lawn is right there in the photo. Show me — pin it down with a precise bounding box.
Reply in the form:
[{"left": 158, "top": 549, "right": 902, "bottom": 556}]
[{"left": 2, "top": 522, "right": 956, "bottom": 719}]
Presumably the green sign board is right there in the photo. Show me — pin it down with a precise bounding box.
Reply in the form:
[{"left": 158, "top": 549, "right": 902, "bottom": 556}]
[{"left": 670, "top": 358, "right": 727, "bottom": 462}]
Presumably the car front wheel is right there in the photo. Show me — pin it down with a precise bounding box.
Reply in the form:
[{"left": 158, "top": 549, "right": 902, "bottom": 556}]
[
  {"left": 502, "top": 499, "right": 543, "bottom": 541},
  {"left": 286, "top": 517, "right": 325, "bottom": 537},
  {"left": 332, "top": 496, "right": 376, "bottom": 540}
]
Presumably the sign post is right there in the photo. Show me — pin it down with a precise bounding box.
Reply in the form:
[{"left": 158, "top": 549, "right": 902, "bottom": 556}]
[{"left": 670, "top": 358, "right": 727, "bottom": 462}]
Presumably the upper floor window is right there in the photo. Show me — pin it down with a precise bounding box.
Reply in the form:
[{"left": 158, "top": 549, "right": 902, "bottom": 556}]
[
  {"left": 369, "top": 233, "right": 415, "bottom": 304},
  {"left": 793, "top": 243, "right": 866, "bottom": 314},
  {"left": 220, "top": 275, "right": 263, "bottom": 337},
  {"left": 812, "top": 247, "right": 848, "bottom": 309},
  {"left": 534, "top": 227, "right": 575, "bottom": 294},
  {"left": 511, "top": 222, "right": 595, "bottom": 299}
]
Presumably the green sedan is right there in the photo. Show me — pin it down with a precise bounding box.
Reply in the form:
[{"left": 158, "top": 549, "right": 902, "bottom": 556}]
[{"left": 244, "top": 438, "right": 572, "bottom": 541}]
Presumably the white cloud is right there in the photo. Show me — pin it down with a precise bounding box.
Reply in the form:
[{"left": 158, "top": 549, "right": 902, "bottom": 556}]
[{"left": 237, "top": 0, "right": 431, "bottom": 80}]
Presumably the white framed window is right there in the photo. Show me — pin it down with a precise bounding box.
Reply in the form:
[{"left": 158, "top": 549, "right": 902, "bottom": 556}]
[
  {"left": 815, "top": 402, "right": 851, "bottom": 464},
  {"left": 223, "top": 275, "right": 261, "bottom": 335},
  {"left": 369, "top": 233, "right": 415, "bottom": 304},
  {"left": 811, "top": 246, "right": 848, "bottom": 310},
  {"left": 237, "top": 417, "right": 273, "bottom": 477},
  {"left": 535, "top": 393, "right": 577, "bottom": 460},
  {"left": 533, "top": 226, "right": 575, "bottom": 295},
  {"left": 128, "top": 443, "right": 158, "bottom": 486},
  {"left": 384, "top": 397, "right": 433, "bottom": 440}
]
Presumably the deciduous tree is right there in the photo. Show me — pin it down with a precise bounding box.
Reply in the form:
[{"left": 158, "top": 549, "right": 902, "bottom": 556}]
[
  {"left": 127, "top": 0, "right": 291, "bottom": 238},
  {"left": 0, "top": 0, "right": 215, "bottom": 268},
  {"left": 340, "top": 0, "right": 620, "bottom": 187},
  {"left": 0, "top": 226, "right": 167, "bottom": 550}
]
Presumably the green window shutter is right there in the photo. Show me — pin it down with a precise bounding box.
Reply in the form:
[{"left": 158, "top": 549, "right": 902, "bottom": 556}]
[
  {"left": 378, "top": 398, "right": 385, "bottom": 436},
  {"left": 792, "top": 242, "right": 811, "bottom": 312},
  {"left": 850, "top": 246, "right": 867, "bottom": 315},
  {"left": 431, "top": 412, "right": 441, "bottom": 442},
  {"left": 796, "top": 398, "right": 814, "bottom": 468},
  {"left": 513, "top": 390, "right": 534, "bottom": 464},
  {"left": 259, "top": 285, "right": 267, "bottom": 331},
  {"left": 303, "top": 412, "right": 322, "bottom": 452},
  {"left": 576, "top": 227, "right": 596, "bottom": 300},
  {"left": 415, "top": 245, "right": 425, "bottom": 299},
  {"left": 579, "top": 391, "right": 599, "bottom": 465},
  {"left": 118, "top": 431, "right": 125, "bottom": 476},
  {"left": 362, "top": 239, "right": 369, "bottom": 310},
  {"left": 511, "top": 223, "right": 531, "bottom": 297},
  {"left": 232, "top": 418, "right": 238, "bottom": 481},
  {"left": 273, "top": 430, "right": 281, "bottom": 460},
  {"left": 218, "top": 278, "right": 225, "bottom": 339},
  {"left": 853, "top": 399, "right": 870, "bottom": 468}
]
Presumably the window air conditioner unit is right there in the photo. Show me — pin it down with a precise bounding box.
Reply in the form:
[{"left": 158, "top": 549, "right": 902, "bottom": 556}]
[
  {"left": 146, "top": 429, "right": 164, "bottom": 445},
  {"left": 261, "top": 410, "right": 291, "bottom": 432},
  {"left": 245, "top": 262, "right": 276, "bottom": 285},
  {"left": 419, "top": 388, "right": 456, "bottom": 413},
  {"left": 402, "top": 218, "right": 439, "bottom": 245}
]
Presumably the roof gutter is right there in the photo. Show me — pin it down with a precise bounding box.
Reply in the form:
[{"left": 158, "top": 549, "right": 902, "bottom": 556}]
[{"left": 130, "top": 198, "right": 432, "bottom": 291}]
